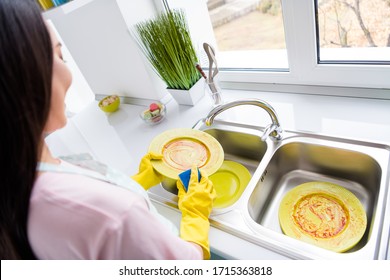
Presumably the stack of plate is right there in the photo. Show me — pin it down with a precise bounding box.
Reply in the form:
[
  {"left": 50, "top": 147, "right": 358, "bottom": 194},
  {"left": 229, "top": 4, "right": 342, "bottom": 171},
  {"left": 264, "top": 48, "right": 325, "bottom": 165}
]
[{"left": 149, "top": 128, "right": 251, "bottom": 208}]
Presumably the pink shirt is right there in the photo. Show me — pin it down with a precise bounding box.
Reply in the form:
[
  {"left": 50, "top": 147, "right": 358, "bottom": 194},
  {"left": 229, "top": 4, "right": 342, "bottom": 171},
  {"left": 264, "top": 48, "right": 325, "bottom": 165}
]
[{"left": 28, "top": 161, "right": 202, "bottom": 260}]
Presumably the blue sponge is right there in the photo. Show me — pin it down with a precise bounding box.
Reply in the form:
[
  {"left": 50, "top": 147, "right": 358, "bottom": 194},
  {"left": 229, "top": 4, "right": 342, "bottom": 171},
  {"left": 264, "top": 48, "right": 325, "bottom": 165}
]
[{"left": 179, "top": 168, "right": 201, "bottom": 191}]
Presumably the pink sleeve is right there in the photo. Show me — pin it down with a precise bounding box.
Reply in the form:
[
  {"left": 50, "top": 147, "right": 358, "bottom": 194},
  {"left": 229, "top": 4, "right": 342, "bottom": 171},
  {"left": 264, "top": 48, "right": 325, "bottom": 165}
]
[
  {"left": 29, "top": 173, "right": 203, "bottom": 260},
  {"left": 99, "top": 199, "right": 203, "bottom": 260}
]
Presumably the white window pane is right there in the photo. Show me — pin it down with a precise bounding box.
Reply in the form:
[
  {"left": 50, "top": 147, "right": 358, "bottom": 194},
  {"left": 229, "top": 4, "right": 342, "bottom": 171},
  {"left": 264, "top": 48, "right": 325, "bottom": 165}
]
[
  {"left": 316, "top": 0, "right": 390, "bottom": 62},
  {"left": 207, "top": 0, "right": 288, "bottom": 69}
]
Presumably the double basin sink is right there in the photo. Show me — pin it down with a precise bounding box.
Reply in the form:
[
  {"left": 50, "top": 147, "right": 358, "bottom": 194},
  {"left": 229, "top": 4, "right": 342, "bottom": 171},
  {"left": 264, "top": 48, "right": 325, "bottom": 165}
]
[{"left": 148, "top": 104, "right": 390, "bottom": 259}]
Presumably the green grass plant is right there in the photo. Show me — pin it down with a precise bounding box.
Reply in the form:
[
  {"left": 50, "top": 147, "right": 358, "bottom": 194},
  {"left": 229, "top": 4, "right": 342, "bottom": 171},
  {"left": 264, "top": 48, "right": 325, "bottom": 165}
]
[{"left": 133, "top": 9, "right": 201, "bottom": 90}]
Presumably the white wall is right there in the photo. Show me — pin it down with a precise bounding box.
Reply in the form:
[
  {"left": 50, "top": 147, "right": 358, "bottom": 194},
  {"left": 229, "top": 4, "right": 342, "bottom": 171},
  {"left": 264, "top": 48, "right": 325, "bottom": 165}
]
[
  {"left": 46, "top": 19, "right": 95, "bottom": 114},
  {"left": 43, "top": 0, "right": 218, "bottom": 109},
  {"left": 44, "top": 0, "right": 168, "bottom": 104}
]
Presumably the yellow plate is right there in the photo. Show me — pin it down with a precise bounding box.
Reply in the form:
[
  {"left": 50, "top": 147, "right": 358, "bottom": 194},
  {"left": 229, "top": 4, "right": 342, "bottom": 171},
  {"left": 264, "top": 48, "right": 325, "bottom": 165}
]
[
  {"left": 279, "top": 181, "right": 367, "bottom": 252},
  {"left": 148, "top": 128, "right": 224, "bottom": 179},
  {"left": 210, "top": 161, "right": 251, "bottom": 208}
]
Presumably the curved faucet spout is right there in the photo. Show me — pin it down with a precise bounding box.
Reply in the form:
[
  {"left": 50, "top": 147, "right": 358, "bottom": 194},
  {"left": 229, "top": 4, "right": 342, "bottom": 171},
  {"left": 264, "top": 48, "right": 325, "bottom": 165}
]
[{"left": 205, "top": 99, "right": 283, "bottom": 141}]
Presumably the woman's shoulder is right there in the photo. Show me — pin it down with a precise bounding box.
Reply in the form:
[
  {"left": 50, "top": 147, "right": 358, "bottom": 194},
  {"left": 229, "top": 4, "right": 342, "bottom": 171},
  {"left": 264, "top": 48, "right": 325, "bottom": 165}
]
[
  {"left": 32, "top": 170, "right": 147, "bottom": 217},
  {"left": 29, "top": 171, "right": 156, "bottom": 259}
]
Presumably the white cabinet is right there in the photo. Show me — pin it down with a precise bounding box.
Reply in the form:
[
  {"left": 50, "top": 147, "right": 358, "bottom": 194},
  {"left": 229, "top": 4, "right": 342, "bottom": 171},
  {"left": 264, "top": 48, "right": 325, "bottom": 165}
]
[{"left": 44, "top": 0, "right": 168, "bottom": 104}]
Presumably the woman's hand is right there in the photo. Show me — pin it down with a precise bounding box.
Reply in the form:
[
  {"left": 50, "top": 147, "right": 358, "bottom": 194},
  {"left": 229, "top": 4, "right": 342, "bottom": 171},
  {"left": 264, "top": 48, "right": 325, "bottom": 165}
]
[
  {"left": 131, "top": 152, "right": 163, "bottom": 190},
  {"left": 177, "top": 166, "right": 216, "bottom": 259}
]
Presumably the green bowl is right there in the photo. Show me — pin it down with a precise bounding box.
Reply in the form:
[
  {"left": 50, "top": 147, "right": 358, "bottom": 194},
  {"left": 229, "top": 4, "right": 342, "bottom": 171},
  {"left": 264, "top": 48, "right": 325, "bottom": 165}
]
[{"left": 99, "top": 95, "right": 120, "bottom": 113}]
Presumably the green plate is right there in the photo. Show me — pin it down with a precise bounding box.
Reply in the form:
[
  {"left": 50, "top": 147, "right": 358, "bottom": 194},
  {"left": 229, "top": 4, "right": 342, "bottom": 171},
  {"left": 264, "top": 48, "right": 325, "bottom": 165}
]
[{"left": 210, "top": 160, "right": 251, "bottom": 208}]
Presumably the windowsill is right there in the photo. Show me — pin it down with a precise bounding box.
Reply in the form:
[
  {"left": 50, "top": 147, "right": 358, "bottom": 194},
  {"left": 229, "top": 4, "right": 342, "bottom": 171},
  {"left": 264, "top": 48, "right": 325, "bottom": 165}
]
[
  {"left": 219, "top": 81, "right": 390, "bottom": 100},
  {"left": 215, "top": 47, "right": 390, "bottom": 70},
  {"left": 212, "top": 48, "right": 390, "bottom": 96}
]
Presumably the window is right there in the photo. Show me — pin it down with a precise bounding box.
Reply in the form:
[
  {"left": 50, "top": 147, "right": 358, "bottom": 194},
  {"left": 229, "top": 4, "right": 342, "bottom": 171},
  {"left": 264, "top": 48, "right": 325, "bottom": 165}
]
[
  {"left": 316, "top": 0, "right": 390, "bottom": 63},
  {"left": 164, "top": 0, "right": 390, "bottom": 96},
  {"left": 206, "top": 0, "right": 288, "bottom": 70}
]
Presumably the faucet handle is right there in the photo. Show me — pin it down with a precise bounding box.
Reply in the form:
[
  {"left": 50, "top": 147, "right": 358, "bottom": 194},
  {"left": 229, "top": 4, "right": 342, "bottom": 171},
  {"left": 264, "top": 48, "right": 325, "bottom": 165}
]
[{"left": 261, "top": 123, "right": 283, "bottom": 142}]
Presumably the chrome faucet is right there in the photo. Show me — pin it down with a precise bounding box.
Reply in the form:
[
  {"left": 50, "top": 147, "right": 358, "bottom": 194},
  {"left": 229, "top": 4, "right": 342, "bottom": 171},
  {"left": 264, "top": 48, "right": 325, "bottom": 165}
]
[{"left": 205, "top": 99, "right": 283, "bottom": 141}]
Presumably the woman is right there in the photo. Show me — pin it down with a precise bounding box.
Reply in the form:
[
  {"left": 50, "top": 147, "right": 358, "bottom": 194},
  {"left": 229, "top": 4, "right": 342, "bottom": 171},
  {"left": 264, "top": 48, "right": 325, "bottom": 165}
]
[{"left": 0, "top": 0, "right": 216, "bottom": 260}]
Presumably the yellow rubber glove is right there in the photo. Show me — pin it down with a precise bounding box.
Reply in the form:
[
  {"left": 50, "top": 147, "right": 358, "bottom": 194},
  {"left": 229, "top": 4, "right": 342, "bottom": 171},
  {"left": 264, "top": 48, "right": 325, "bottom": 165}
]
[
  {"left": 177, "top": 166, "right": 216, "bottom": 260},
  {"left": 131, "top": 152, "right": 163, "bottom": 190}
]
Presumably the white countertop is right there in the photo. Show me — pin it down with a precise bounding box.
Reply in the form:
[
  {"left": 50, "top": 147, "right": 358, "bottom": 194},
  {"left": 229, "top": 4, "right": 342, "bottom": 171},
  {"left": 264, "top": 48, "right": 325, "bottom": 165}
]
[{"left": 46, "top": 89, "right": 390, "bottom": 259}]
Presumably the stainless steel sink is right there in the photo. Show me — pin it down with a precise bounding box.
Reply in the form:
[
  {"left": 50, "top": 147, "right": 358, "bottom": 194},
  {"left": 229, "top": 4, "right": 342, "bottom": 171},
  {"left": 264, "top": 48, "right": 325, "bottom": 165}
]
[
  {"left": 148, "top": 118, "right": 390, "bottom": 260},
  {"left": 201, "top": 125, "right": 267, "bottom": 175},
  {"left": 246, "top": 136, "right": 388, "bottom": 259}
]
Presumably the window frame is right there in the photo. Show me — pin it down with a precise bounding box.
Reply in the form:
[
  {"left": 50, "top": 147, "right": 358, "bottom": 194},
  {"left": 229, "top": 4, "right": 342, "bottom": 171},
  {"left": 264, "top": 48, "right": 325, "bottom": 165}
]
[{"left": 159, "top": 0, "right": 390, "bottom": 98}]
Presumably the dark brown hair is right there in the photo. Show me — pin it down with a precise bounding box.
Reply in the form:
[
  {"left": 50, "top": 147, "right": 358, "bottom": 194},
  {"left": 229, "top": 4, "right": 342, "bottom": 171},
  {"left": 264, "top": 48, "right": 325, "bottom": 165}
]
[{"left": 0, "top": 0, "right": 53, "bottom": 259}]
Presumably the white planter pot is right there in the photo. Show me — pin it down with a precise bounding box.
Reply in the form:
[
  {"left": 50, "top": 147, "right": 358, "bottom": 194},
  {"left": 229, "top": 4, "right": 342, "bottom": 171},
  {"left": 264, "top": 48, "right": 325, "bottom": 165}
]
[{"left": 167, "top": 79, "right": 204, "bottom": 106}]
